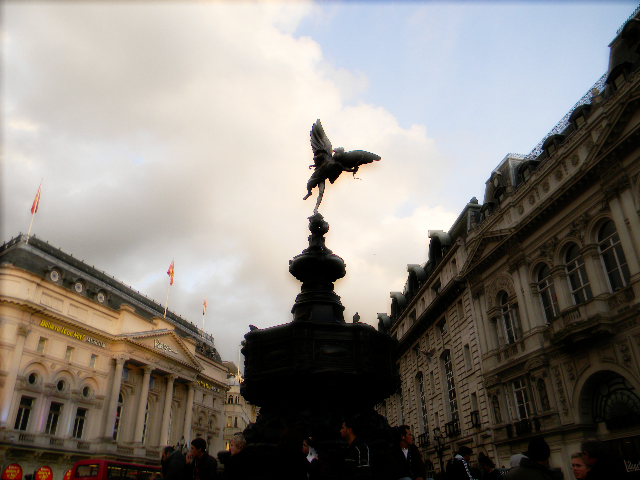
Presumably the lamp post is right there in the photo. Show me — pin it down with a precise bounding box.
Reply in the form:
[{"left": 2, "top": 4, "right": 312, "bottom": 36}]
[{"left": 433, "top": 427, "right": 446, "bottom": 474}]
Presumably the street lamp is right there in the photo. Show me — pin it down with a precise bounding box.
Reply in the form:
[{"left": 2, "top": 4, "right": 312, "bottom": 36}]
[{"left": 433, "top": 427, "right": 446, "bottom": 474}]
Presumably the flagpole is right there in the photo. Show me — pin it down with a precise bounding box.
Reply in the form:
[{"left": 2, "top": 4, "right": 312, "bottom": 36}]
[
  {"left": 164, "top": 283, "right": 170, "bottom": 318},
  {"left": 26, "top": 180, "right": 43, "bottom": 244}
]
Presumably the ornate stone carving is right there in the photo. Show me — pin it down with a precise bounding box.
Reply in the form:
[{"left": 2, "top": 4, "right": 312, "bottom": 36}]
[
  {"left": 484, "top": 376, "right": 499, "bottom": 388},
  {"left": 539, "top": 236, "right": 559, "bottom": 263},
  {"left": 607, "top": 286, "right": 635, "bottom": 308},
  {"left": 575, "top": 353, "right": 590, "bottom": 377},
  {"left": 555, "top": 169, "right": 563, "bottom": 181},
  {"left": 506, "top": 212, "right": 512, "bottom": 224},
  {"left": 542, "top": 181, "right": 550, "bottom": 193},
  {"left": 566, "top": 362, "right": 576, "bottom": 381},
  {"left": 529, "top": 194, "right": 536, "bottom": 205},
  {"left": 553, "top": 366, "right": 569, "bottom": 415},
  {"left": 18, "top": 324, "right": 31, "bottom": 337},
  {"left": 618, "top": 341, "right": 633, "bottom": 366},
  {"left": 485, "top": 275, "right": 516, "bottom": 309},
  {"left": 587, "top": 139, "right": 595, "bottom": 151},
  {"left": 567, "top": 212, "right": 591, "bottom": 246},
  {"left": 603, "top": 175, "right": 632, "bottom": 201},
  {"left": 517, "top": 204, "right": 525, "bottom": 214},
  {"left": 571, "top": 154, "right": 580, "bottom": 167}
]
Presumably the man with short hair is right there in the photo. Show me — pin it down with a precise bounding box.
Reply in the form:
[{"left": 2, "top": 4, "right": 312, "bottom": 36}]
[
  {"left": 581, "top": 438, "right": 624, "bottom": 480},
  {"left": 386, "top": 425, "right": 426, "bottom": 480},
  {"left": 447, "top": 446, "right": 474, "bottom": 480},
  {"left": 161, "top": 446, "right": 185, "bottom": 480},
  {"left": 505, "top": 438, "right": 556, "bottom": 480},
  {"left": 186, "top": 437, "right": 218, "bottom": 480},
  {"left": 341, "top": 418, "right": 371, "bottom": 480}
]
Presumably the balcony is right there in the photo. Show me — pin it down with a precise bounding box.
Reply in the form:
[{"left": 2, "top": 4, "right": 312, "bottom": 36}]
[
  {"left": 444, "top": 421, "right": 460, "bottom": 437},
  {"left": 417, "top": 433, "right": 430, "bottom": 448},
  {"left": 470, "top": 410, "right": 480, "bottom": 428}
]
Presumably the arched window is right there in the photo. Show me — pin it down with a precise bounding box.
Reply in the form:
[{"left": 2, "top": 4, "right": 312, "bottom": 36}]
[
  {"left": 442, "top": 350, "right": 459, "bottom": 424},
  {"left": 113, "top": 393, "right": 124, "bottom": 440},
  {"left": 141, "top": 401, "right": 150, "bottom": 444},
  {"left": 565, "top": 244, "right": 592, "bottom": 304},
  {"left": 592, "top": 372, "right": 640, "bottom": 430},
  {"left": 536, "top": 264, "right": 558, "bottom": 323},
  {"left": 598, "top": 220, "right": 630, "bottom": 291},
  {"left": 512, "top": 378, "right": 531, "bottom": 420},
  {"left": 501, "top": 292, "right": 520, "bottom": 344}
]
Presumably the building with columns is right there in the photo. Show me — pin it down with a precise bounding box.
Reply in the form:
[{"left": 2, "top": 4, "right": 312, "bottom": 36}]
[
  {"left": 377, "top": 10, "right": 640, "bottom": 478},
  {"left": 0, "top": 235, "right": 230, "bottom": 480}
]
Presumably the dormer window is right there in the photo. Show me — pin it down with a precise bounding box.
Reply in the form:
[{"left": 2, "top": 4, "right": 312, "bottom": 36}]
[
  {"left": 575, "top": 115, "right": 585, "bottom": 128},
  {"left": 542, "top": 134, "right": 565, "bottom": 158},
  {"left": 606, "top": 62, "right": 633, "bottom": 92},
  {"left": 432, "top": 280, "right": 442, "bottom": 295},
  {"left": 569, "top": 104, "right": 591, "bottom": 130},
  {"left": 547, "top": 144, "right": 556, "bottom": 156}
]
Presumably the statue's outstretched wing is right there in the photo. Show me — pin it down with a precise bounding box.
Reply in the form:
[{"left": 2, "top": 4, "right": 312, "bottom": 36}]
[
  {"left": 310, "top": 119, "right": 333, "bottom": 157},
  {"left": 338, "top": 150, "right": 381, "bottom": 169}
]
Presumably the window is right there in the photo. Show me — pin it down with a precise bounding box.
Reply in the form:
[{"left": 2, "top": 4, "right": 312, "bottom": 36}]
[
  {"left": 492, "top": 396, "right": 502, "bottom": 424},
  {"left": 227, "top": 416, "right": 232, "bottom": 427},
  {"left": 451, "top": 259, "right": 458, "bottom": 276},
  {"left": 37, "top": 337, "right": 47, "bottom": 354},
  {"left": 438, "top": 318, "right": 447, "bottom": 338},
  {"left": 598, "top": 220, "right": 630, "bottom": 291},
  {"left": 225, "top": 441, "right": 230, "bottom": 450},
  {"left": 234, "top": 417, "right": 238, "bottom": 428},
  {"left": 122, "top": 368, "right": 130, "bottom": 381},
  {"left": 537, "top": 265, "right": 558, "bottom": 323},
  {"left": 65, "top": 347, "right": 74, "bottom": 362},
  {"left": 72, "top": 408, "right": 88, "bottom": 438},
  {"left": 416, "top": 373, "right": 428, "bottom": 433},
  {"left": 149, "top": 377, "right": 155, "bottom": 389},
  {"left": 443, "top": 351, "right": 459, "bottom": 423},
  {"left": 500, "top": 292, "right": 520, "bottom": 344},
  {"left": 14, "top": 396, "right": 34, "bottom": 431},
  {"left": 28, "top": 373, "right": 38, "bottom": 385},
  {"left": 430, "top": 371, "right": 435, "bottom": 395},
  {"left": 566, "top": 244, "right": 592, "bottom": 304},
  {"left": 57, "top": 380, "right": 66, "bottom": 392},
  {"left": 432, "top": 280, "right": 442, "bottom": 295},
  {"left": 89, "top": 354, "right": 97, "bottom": 368},
  {"left": 113, "top": 393, "right": 124, "bottom": 440},
  {"left": 141, "top": 402, "right": 150, "bottom": 444},
  {"left": 82, "top": 386, "right": 91, "bottom": 397},
  {"left": 457, "top": 300, "right": 464, "bottom": 322},
  {"left": 45, "top": 402, "right": 63, "bottom": 435},
  {"left": 513, "top": 379, "right": 531, "bottom": 420},
  {"left": 76, "top": 465, "right": 100, "bottom": 477},
  {"left": 463, "top": 344, "right": 472, "bottom": 371}
]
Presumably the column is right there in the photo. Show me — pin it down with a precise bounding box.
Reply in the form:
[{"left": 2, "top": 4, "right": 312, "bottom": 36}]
[
  {"left": 0, "top": 325, "right": 30, "bottom": 427},
  {"left": 580, "top": 244, "right": 609, "bottom": 296},
  {"left": 619, "top": 188, "right": 640, "bottom": 260},
  {"left": 510, "top": 269, "right": 532, "bottom": 334},
  {"left": 103, "top": 357, "right": 126, "bottom": 439},
  {"left": 182, "top": 383, "right": 195, "bottom": 445},
  {"left": 133, "top": 366, "right": 152, "bottom": 444},
  {"left": 160, "top": 375, "right": 177, "bottom": 446},
  {"left": 471, "top": 294, "right": 489, "bottom": 355},
  {"left": 517, "top": 263, "right": 537, "bottom": 330},
  {"left": 550, "top": 266, "right": 572, "bottom": 312},
  {"left": 609, "top": 196, "right": 640, "bottom": 275}
]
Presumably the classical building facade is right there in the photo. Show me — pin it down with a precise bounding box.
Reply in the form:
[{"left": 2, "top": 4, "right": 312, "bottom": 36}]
[
  {"left": 0, "top": 235, "right": 230, "bottom": 480},
  {"left": 377, "top": 10, "right": 640, "bottom": 478}
]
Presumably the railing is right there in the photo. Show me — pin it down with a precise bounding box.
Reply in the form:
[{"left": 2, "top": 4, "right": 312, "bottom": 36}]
[
  {"left": 18, "top": 433, "right": 35, "bottom": 443},
  {"left": 514, "top": 418, "right": 533, "bottom": 436},
  {"left": 445, "top": 421, "right": 460, "bottom": 437},
  {"left": 470, "top": 410, "right": 481, "bottom": 428},
  {"left": 77, "top": 441, "right": 91, "bottom": 450},
  {"left": 417, "top": 433, "right": 430, "bottom": 448},
  {"left": 117, "top": 446, "right": 134, "bottom": 455},
  {"left": 49, "top": 437, "right": 64, "bottom": 446}
]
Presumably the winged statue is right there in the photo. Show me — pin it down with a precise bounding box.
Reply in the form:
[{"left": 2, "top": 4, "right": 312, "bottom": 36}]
[{"left": 303, "top": 120, "right": 381, "bottom": 214}]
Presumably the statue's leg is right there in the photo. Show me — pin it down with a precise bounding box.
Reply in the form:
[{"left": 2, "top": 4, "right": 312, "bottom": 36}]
[{"left": 313, "top": 181, "right": 325, "bottom": 214}]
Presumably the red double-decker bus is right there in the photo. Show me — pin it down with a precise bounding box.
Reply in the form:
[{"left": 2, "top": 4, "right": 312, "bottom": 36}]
[{"left": 70, "top": 460, "right": 160, "bottom": 480}]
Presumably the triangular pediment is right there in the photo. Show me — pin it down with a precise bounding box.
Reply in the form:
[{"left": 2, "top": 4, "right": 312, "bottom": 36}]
[
  {"left": 121, "top": 330, "right": 203, "bottom": 371},
  {"left": 595, "top": 91, "right": 640, "bottom": 160}
]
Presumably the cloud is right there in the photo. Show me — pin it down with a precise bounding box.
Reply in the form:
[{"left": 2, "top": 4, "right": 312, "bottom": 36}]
[{"left": 2, "top": 2, "right": 456, "bottom": 362}]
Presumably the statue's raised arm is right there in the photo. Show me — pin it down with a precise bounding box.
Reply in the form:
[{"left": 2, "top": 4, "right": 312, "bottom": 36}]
[{"left": 303, "top": 119, "right": 381, "bottom": 214}]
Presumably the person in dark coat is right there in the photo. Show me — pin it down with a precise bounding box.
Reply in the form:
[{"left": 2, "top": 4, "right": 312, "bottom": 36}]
[
  {"left": 186, "top": 438, "right": 218, "bottom": 480},
  {"left": 386, "top": 425, "right": 426, "bottom": 480},
  {"left": 447, "top": 446, "right": 474, "bottom": 480},
  {"left": 505, "top": 438, "right": 557, "bottom": 480},
  {"left": 581, "top": 438, "right": 626, "bottom": 480},
  {"left": 340, "top": 419, "right": 372, "bottom": 480},
  {"left": 222, "top": 434, "right": 250, "bottom": 480},
  {"left": 478, "top": 452, "right": 503, "bottom": 480},
  {"left": 162, "top": 446, "right": 186, "bottom": 480}
]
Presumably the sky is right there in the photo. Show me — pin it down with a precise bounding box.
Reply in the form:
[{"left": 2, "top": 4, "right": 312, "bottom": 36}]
[{"left": 2, "top": 1, "right": 638, "bottom": 364}]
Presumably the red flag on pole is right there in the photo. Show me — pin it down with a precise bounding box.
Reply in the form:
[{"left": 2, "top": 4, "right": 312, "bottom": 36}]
[
  {"left": 31, "top": 184, "right": 41, "bottom": 214},
  {"left": 203, "top": 298, "right": 207, "bottom": 315},
  {"left": 167, "top": 260, "right": 174, "bottom": 286}
]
